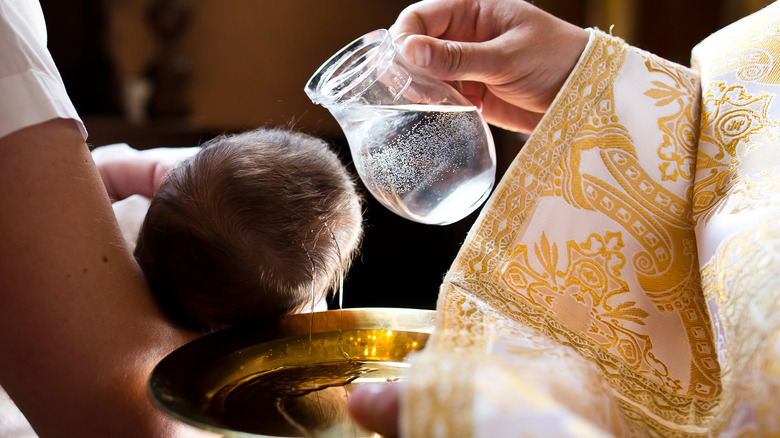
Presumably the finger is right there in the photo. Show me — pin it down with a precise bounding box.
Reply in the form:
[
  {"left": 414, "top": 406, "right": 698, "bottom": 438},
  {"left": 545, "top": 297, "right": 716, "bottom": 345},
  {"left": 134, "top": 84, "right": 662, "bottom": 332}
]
[
  {"left": 400, "top": 34, "right": 503, "bottom": 83},
  {"left": 458, "top": 80, "right": 485, "bottom": 110},
  {"left": 389, "top": 0, "right": 458, "bottom": 38},
  {"left": 455, "top": 82, "right": 542, "bottom": 132},
  {"left": 480, "top": 94, "right": 545, "bottom": 134},
  {"left": 347, "top": 383, "right": 400, "bottom": 437}
]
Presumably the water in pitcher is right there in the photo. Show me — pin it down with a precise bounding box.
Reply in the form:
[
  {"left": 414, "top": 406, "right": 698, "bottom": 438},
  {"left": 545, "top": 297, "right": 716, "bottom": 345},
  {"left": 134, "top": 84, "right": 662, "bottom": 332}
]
[{"left": 337, "top": 104, "right": 495, "bottom": 225}]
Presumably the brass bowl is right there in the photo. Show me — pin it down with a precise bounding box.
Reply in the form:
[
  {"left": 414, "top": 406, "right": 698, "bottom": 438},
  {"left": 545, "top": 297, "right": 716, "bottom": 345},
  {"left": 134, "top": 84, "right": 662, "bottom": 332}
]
[{"left": 149, "top": 307, "right": 435, "bottom": 437}]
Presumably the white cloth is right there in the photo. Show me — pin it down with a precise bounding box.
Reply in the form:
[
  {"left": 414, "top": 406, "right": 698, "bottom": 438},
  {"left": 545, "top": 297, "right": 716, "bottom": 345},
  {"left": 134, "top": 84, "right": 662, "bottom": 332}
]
[{"left": 0, "top": 0, "right": 85, "bottom": 140}]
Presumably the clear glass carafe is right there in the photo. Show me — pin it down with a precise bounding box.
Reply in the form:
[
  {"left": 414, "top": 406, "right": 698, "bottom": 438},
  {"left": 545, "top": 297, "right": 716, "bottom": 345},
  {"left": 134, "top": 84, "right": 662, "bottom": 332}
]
[{"left": 305, "top": 29, "right": 496, "bottom": 225}]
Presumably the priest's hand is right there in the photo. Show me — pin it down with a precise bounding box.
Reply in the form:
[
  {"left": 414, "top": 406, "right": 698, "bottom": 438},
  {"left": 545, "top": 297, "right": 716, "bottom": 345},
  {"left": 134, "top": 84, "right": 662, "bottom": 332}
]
[
  {"left": 390, "top": 0, "right": 588, "bottom": 133},
  {"left": 348, "top": 383, "right": 401, "bottom": 437}
]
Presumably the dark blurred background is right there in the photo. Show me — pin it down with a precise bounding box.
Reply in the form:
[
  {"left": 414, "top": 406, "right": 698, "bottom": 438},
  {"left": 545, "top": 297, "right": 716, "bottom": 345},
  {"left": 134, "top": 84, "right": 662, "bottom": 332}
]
[{"left": 40, "top": 0, "right": 773, "bottom": 310}]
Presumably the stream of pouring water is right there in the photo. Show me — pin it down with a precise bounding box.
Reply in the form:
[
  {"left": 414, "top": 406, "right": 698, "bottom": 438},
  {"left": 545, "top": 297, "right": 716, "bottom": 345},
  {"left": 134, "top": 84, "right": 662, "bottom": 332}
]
[
  {"left": 301, "top": 241, "right": 317, "bottom": 360},
  {"left": 328, "top": 226, "right": 357, "bottom": 437},
  {"left": 327, "top": 225, "right": 350, "bottom": 361},
  {"left": 290, "top": 229, "right": 353, "bottom": 436},
  {"left": 292, "top": 242, "right": 322, "bottom": 437}
]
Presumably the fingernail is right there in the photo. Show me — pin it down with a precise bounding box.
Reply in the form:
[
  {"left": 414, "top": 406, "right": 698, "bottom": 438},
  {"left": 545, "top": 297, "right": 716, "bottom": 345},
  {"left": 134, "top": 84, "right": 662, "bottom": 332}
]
[{"left": 408, "top": 37, "right": 431, "bottom": 67}]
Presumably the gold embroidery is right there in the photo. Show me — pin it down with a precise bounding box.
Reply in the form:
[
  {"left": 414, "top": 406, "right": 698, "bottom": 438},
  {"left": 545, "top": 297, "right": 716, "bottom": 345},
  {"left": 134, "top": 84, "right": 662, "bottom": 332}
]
[
  {"left": 501, "top": 232, "right": 665, "bottom": 377},
  {"left": 693, "top": 82, "right": 780, "bottom": 224},
  {"left": 440, "top": 279, "right": 718, "bottom": 436},
  {"left": 447, "top": 29, "right": 628, "bottom": 284},
  {"left": 539, "top": 78, "right": 719, "bottom": 403},
  {"left": 643, "top": 53, "right": 701, "bottom": 183},
  {"left": 558, "top": 113, "right": 700, "bottom": 307},
  {"left": 700, "top": 9, "right": 780, "bottom": 85},
  {"left": 438, "top": 30, "right": 719, "bottom": 434},
  {"left": 699, "top": 212, "right": 780, "bottom": 436}
]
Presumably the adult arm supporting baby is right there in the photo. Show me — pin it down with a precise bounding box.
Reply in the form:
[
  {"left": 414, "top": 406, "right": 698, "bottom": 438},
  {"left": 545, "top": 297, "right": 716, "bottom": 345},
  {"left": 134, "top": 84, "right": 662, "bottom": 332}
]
[{"left": 0, "top": 118, "right": 212, "bottom": 437}]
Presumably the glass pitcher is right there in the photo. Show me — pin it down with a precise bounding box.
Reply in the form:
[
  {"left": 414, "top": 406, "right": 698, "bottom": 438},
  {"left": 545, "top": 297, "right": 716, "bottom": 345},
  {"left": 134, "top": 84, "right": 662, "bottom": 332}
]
[{"left": 305, "top": 29, "right": 496, "bottom": 225}]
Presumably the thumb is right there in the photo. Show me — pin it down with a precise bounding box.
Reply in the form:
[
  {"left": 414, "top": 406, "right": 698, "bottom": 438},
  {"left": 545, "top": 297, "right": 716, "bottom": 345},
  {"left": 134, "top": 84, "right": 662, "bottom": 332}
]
[
  {"left": 399, "top": 34, "right": 495, "bottom": 82},
  {"left": 348, "top": 383, "right": 400, "bottom": 436}
]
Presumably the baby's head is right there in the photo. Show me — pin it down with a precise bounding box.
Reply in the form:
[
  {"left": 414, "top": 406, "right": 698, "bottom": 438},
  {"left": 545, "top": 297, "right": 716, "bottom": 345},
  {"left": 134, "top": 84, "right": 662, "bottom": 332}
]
[{"left": 134, "top": 127, "right": 363, "bottom": 331}]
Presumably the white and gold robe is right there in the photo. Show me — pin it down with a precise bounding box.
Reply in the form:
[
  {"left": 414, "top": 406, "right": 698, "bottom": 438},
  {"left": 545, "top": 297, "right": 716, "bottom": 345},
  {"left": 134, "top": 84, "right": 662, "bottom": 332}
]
[{"left": 401, "top": 3, "right": 780, "bottom": 437}]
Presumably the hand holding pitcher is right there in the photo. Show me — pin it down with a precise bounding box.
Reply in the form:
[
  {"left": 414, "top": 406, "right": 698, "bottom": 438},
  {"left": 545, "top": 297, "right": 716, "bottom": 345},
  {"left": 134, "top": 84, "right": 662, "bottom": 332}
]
[{"left": 305, "top": 29, "right": 497, "bottom": 225}]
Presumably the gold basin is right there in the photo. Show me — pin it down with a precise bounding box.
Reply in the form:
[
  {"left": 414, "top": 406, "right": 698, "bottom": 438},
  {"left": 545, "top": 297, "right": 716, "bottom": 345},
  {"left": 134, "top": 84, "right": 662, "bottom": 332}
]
[{"left": 149, "top": 307, "right": 435, "bottom": 437}]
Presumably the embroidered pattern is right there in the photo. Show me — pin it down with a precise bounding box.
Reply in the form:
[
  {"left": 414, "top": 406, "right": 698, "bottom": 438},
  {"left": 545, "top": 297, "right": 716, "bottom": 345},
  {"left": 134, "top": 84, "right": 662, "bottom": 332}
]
[
  {"left": 694, "top": 82, "right": 780, "bottom": 224},
  {"left": 439, "top": 30, "right": 719, "bottom": 434},
  {"left": 700, "top": 213, "right": 780, "bottom": 436}
]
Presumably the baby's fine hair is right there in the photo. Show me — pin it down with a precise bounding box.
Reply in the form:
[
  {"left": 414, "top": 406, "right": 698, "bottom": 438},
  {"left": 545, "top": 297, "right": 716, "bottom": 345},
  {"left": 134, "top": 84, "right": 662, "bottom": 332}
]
[{"left": 134, "top": 127, "right": 363, "bottom": 331}]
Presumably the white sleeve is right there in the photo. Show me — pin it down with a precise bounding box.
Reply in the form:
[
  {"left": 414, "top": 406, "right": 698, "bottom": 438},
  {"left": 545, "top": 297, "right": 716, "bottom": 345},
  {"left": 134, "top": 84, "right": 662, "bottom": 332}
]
[{"left": 0, "top": 1, "right": 86, "bottom": 140}]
